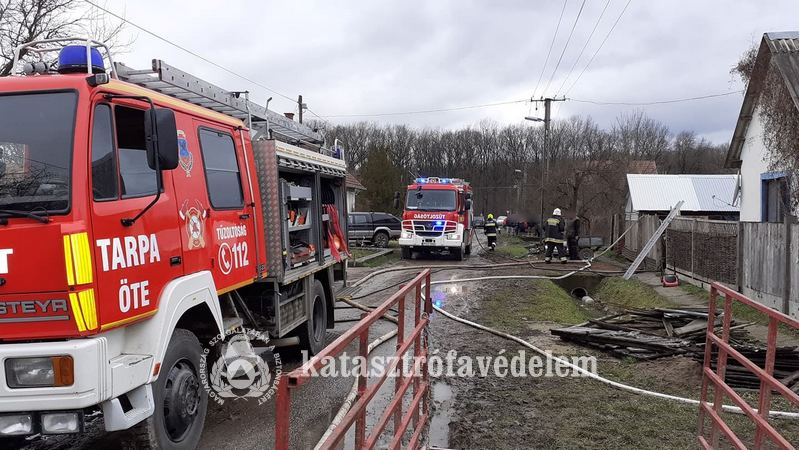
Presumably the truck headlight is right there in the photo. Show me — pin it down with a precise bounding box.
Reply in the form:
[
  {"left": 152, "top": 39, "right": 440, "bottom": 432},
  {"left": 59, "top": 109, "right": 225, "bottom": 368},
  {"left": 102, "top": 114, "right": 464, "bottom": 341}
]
[
  {"left": 447, "top": 233, "right": 461, "bottom": 240},
  {"left": 41, "top": 412, "right": 82, "bottom": 434},
  {"left": 401, "top": 231, "right": 413, "bottom": 239},
  {"left": 4, "top": 356, "right": 73, "bottom": 388},
  {"left": 0, "top": 414, "right": 33, "bottom": 436}
]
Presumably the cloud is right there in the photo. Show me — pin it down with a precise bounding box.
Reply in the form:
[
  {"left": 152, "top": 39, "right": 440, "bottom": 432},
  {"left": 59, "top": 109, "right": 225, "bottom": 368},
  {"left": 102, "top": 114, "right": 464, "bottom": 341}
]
[{"left": 108, "top": 0, "right": 798, "bottom": 144}]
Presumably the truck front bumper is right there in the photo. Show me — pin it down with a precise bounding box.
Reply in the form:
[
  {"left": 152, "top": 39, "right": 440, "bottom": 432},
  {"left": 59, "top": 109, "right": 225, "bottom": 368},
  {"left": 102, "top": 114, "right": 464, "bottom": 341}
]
[
  {"left": 398, "top": 232, "right": 463, "bottom": 249},
  {"left": 0, "top": 338, "right": 108, "bottom": 412}
]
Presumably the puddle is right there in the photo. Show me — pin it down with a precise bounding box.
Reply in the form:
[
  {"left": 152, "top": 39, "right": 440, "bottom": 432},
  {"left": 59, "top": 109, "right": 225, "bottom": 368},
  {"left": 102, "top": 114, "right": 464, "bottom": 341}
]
[
  {"left": 430, "top": 284, "right": 469, "bottom": 309},
  {"left": 429, "top": 382, "right": 455, "bottom": 447}
]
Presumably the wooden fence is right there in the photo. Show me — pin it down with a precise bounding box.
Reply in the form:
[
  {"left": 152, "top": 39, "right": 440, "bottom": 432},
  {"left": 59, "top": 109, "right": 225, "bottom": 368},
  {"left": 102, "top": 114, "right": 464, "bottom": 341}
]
[{"left": 622, "top": 215, "right": 798, "bottom": 318}]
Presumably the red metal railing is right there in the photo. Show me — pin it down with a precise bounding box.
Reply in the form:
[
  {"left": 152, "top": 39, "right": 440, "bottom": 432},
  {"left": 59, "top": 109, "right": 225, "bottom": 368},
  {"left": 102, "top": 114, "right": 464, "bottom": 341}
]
[
  {"left": 275, "top": 269, "right": 432, "bottom": 450},
  {"left": 698, "top": 282, "right": 799, "bottom": 449}
]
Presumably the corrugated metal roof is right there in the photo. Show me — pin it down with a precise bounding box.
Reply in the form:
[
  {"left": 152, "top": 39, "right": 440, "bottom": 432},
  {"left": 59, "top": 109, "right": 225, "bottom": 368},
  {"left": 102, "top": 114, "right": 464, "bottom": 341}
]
[{"left": 627, "top": 174, "right": 739, "bottom": 213}]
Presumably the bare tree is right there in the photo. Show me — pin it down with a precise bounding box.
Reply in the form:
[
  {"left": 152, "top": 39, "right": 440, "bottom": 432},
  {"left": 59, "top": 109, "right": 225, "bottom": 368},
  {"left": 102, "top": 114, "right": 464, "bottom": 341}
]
[{"left": 0, "top": 0, "right": 127, "bottom": 76}]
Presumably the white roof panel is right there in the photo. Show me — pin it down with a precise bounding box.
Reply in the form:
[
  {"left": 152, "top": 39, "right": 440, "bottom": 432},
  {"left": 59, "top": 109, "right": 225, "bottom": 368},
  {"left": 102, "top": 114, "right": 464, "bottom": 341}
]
[{"left": 626, "top": 174, "right": 739, "bottom": 213}]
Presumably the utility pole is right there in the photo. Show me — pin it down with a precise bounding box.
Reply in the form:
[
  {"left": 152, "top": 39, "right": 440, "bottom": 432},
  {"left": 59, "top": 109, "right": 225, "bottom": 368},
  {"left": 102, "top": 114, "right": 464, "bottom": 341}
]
[{"left": 526, "top": 97, "right": 565, "bottom": 225}]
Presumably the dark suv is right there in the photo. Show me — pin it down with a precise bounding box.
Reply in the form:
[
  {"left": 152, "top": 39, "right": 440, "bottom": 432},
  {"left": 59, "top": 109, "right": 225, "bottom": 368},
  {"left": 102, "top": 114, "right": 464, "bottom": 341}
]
[{"left": 348, "top": 212, "right": 402, "bottom": 247}]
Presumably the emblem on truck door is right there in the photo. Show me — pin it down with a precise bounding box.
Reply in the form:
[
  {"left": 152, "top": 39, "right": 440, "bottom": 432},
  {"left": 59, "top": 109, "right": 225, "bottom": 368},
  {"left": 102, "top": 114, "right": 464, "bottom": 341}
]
[
  {"left": 177, "top": 130, "right": 193, "bottom": 177},
  {"left": 179, "top": 200, "right": 207, "bottom": 250}
]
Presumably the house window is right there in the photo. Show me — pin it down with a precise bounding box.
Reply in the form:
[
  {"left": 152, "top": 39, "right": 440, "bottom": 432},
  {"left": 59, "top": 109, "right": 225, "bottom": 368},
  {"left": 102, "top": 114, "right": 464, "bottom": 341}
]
[{"left": 761, "top": 172, "right": 788, "bottom": 223}]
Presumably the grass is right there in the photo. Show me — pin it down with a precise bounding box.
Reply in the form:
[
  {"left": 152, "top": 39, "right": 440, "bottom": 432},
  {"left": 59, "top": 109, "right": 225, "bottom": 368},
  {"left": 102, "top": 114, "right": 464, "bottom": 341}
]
[
  {"left": 352, "top": 250, "right": 399, "bottom": 268},
  {"left": 483, "top": 280, "right": 590, "bottom": 332},
  {"left": 494, "top": 235, "right": 529, "bottom": 259},
  {"left": 349, "top": 248, "right": 378, "bottom": 260},
  {"left": 594, "top": 277, "right": 677, "bottom": 310},
  {"left": 679, "top": 283, "right": 799, "bottom": 337}
]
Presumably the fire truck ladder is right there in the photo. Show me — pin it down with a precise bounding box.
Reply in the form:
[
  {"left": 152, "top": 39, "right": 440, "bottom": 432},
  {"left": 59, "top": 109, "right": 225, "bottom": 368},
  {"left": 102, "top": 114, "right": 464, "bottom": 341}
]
[{"left": 113, "top": 59, "right": 323, "bottom": 146}]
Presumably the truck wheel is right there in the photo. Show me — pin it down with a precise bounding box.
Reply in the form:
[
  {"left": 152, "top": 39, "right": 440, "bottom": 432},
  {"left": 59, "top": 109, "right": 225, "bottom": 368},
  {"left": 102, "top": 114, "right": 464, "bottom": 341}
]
[
  {"left": 298, "top": 280, "right": 328, "bottom": 355},
  {"left": 451, "top": 247, "right": 464, "bottom": 261},
  {"left": 579, "top": 248, "right": 594, "bottom": 260},
  {"left": 464, "top": 244, "right": 472, "bottom": 255},
  {"left": 125, "top": 329, "right": 207, "bottom": 450},
  {"left": 401, "top": 247, "right": 412, "bottom": 259},
  {"left": 372, "top": 231, "right": 390, "bottom": 248}
]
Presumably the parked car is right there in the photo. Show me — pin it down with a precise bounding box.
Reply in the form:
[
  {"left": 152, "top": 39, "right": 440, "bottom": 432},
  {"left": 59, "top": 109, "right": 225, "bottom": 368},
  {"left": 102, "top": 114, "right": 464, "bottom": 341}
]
[
  {"left": 473, "top": 215, "right": 486, "bottom": 228},
  {"left": 348, "top": 212, "right": 402, "bottom": 247},
  {"left": 496, "top": 215, "right": 508, "bottom": 226}
]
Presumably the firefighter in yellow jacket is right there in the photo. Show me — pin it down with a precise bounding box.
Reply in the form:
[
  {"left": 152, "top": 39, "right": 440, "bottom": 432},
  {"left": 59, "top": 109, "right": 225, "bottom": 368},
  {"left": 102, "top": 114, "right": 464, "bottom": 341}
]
[
  {"left": 544, "top": 208, "right": 568, "bottom": 263},
  {"left": 484, "top": 213, "right": 498, "bottom": 250}
]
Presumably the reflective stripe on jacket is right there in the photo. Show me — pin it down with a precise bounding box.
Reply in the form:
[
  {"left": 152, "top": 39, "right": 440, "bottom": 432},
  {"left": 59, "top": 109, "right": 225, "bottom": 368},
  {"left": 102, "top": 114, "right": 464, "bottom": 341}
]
[
  {"left": 484, "top": 220, "right": 497, "bottom": 237},
  {"left": 544, "top": 216, "right": 565, "bottom": 243}
]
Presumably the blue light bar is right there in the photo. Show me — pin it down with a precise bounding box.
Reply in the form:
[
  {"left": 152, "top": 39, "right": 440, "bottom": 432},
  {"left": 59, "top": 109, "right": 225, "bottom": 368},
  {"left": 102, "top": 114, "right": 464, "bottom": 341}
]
[{"left": 435, "top": 220, "right": 444, "bottom": 226}]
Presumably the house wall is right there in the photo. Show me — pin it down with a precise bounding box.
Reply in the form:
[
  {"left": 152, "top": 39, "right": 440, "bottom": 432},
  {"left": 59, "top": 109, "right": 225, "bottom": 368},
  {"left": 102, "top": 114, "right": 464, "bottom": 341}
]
[
  {"left": 738, "top": 109, "right": 772, "bottom": 222},
  {"left": 346, "top": 189, "right": 358, "bottom": 213}
]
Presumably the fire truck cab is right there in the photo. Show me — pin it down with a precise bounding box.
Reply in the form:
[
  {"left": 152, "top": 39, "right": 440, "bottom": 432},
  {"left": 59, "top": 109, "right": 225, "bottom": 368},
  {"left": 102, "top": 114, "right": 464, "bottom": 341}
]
[
  {"left": 0, "top": 39, "right": 349, "bottom": 448},
  {"left": 398, "top": 177, "right": 473, "bottom": 260}
]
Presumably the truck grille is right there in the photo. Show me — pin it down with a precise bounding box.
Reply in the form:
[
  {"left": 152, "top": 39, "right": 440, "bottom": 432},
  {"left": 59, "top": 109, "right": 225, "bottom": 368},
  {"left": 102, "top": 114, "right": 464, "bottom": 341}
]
[{"left": 402, "top": 220, "right": 457, "bottom": 237}]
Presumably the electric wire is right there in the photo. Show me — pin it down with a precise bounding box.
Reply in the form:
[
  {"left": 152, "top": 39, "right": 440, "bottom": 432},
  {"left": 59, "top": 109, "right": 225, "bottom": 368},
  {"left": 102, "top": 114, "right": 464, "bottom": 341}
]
[
  {"left": 569, "top": 90, "right": 744, "bottom": 106},
  {"left": 531, "top": 0, "right": 569, "bottom": 100},
  {"left": 563, "top": 0, "right": 633, "bottom": 97},
  {"left": 85, "top": 0, "right": 300, "bottom": 104},
  {"left": 321, "top": 99, "right": 530, "bottom": 118},
  {"left": 542, "top": 0, "right": 587, "bottom": 96},
  {"left": 554, "top": 0, "right": 612, "bottom": 97}
]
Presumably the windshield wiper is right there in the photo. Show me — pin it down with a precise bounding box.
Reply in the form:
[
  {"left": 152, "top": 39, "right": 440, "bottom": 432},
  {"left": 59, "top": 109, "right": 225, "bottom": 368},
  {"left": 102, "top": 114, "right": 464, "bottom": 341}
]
[{"left": 0, "top": 209, "right": 50, "bottom": 224}]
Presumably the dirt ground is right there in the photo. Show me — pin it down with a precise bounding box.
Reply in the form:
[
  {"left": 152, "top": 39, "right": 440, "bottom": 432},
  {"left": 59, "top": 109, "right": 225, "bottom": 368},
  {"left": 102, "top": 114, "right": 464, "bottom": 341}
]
[{"left": 420, "top": 239, "right": 799, "bottom": 449}]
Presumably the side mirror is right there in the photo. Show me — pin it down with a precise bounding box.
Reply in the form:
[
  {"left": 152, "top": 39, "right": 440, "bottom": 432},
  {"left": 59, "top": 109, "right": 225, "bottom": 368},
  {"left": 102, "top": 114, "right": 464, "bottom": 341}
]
[
  {"left": 393, "top": 191, "right": 401, "bottom": 209},
  {"left": 145, "top": 108, "right": 179, "bottom": 170},
  {"left": 465, "top": 199, "right": 472, "bottom": 211}
]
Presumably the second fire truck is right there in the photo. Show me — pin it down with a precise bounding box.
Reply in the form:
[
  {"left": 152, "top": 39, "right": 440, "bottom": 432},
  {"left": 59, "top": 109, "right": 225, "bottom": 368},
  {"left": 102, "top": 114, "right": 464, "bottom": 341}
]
[{"left": 398, "top": 177, "right": 473, "bottom": 260}]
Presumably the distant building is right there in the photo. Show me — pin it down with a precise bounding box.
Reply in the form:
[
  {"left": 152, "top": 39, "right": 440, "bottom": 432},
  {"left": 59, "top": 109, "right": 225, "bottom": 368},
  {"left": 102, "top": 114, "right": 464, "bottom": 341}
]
[
  {"left": 346, "top": 174, "right": 366, "bottom": 213},
  {"left": 726, "top": 32, "right": 798, "bottom": 222},
  {"left": 625, "top": 174, "right": 739, "bottom": 220}
]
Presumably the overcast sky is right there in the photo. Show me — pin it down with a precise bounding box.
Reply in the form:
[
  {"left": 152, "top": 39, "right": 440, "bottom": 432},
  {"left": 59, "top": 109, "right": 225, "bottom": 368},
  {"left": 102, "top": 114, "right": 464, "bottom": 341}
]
[{"left": 107, "top": 0, "right": 799, "bottom": 144}]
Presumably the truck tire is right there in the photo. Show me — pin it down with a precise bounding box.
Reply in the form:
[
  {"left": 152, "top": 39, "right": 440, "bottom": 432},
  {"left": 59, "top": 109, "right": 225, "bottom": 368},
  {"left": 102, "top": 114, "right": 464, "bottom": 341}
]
[
  {"left": 298, "top": 280, "right": 328, "bottom": 355},
  {"left": 401, "top": 247, "right": 412, "bottom": 259},
  {"left": 451, "top": 247, "right": 464, "bottom": 261},
  {"left": 579, "top": 248, "right": 594, "bottom": 260},
  {"left": 372, "top": 231, "right": 390, "bottom": 248},
  {"left": 124, "top": 329, "right": 207, "bottom": 450},
  {"left": 464, "top": 244, "right": 472, "bottom": 255}
]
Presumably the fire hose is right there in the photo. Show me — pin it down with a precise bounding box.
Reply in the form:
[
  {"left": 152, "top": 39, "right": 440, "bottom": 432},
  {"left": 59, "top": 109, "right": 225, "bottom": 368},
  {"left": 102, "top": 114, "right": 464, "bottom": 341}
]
[{"left": 316, "top": 228, "right": 798, "bottom": 447}]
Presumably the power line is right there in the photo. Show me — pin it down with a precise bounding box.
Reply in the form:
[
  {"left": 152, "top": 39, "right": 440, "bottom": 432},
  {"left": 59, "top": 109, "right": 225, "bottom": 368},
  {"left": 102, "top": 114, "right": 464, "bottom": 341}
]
[
  {"left": 569, "top": 90, "right": 743, "bottom": 106},
  {"left": 542, "top": 0, "right": 587, "bottom": 96},
  {"left": 531, "top": 0, "right": 569, "bottom": 100},
  {"left": 555, "top": 0, "right": 612, "bottom": 96},
  {"left": 85, "top": 0, "right": 297, "bottom": 104},
  {"left": 564, "top": 0, "right": 633, "bottom": 96},
  {"left": 321, "top": 99, "right": 530, "bottom": 118}
]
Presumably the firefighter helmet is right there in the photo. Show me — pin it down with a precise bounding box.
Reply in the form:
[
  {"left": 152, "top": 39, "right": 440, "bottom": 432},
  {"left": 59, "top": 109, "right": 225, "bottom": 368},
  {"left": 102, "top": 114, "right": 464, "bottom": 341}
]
[
  {"left": 487, "top": 213, "right": 494, "bottom": 220},
  {"left": 553, "top": 208, "right": 562, "bottom": 216}
]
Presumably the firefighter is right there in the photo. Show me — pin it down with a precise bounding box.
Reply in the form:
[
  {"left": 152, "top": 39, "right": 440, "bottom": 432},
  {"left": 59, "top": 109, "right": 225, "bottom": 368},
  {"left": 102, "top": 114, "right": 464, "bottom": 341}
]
[
  {"left": 484, "top": 213, "right": 498, "bottom": 250},
  {"left": 567, "top": 216, "right": 581, "bottom": 260},
  {"left": 544, "top": 208, "right": 567, "bottom": 263}
]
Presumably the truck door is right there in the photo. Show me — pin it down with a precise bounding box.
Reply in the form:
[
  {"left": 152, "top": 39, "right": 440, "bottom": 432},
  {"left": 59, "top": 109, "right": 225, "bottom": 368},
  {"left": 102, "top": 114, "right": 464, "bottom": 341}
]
[
  {"left": 89, "top": 100, "right": 183, "bottom": 329},
  {"left": 188, "top": 122, "right": 257, "bottom": 291}
]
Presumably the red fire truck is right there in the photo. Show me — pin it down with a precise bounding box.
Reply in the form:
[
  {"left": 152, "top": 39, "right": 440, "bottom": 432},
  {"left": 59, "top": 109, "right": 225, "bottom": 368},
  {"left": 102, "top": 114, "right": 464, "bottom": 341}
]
[
  {"left": 398, "top": 177, "right": 473, "bottom": 260},
  {"left": 0, "top": 39, "right": 349, "bottom": 447}
]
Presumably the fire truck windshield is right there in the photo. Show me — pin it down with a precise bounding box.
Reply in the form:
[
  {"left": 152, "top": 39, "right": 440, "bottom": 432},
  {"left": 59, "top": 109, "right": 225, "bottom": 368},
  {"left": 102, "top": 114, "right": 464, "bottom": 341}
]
[
  {"left": 0, "top": 91, "right": 76, "bottom": 215},
  {"left": 405, "top": 189, "right": 457, "bottom": 211}
]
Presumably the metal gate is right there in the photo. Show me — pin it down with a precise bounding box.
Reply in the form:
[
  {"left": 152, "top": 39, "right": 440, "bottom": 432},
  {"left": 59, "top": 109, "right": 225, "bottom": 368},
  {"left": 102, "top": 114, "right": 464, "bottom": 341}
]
[
  {"left": 698, "top": 282, "right": 799, "bottom": 449},
  {"left": 275, "top": 269, "right": 432, "bottom": 449}
]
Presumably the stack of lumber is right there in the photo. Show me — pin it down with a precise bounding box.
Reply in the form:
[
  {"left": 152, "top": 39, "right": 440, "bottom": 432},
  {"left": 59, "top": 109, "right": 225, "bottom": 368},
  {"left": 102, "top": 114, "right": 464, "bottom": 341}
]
[
  {"left": 550, "top": 308, "right": 750, "bottom": 360},
  {"left": 704, "top": 345, "right": 799, "bottom": 391}
]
